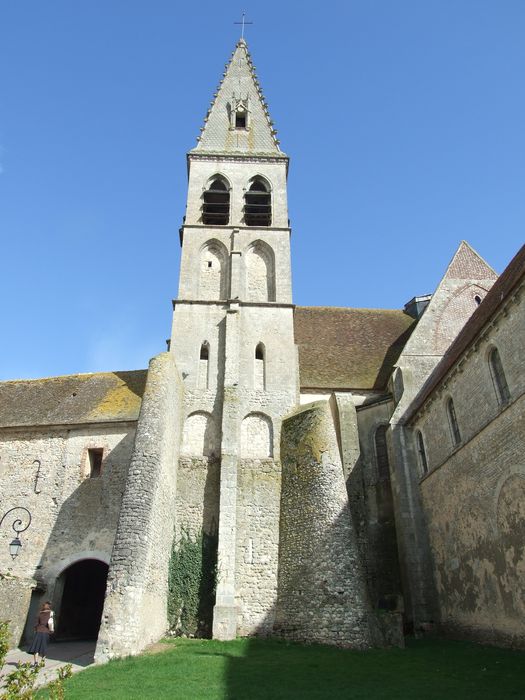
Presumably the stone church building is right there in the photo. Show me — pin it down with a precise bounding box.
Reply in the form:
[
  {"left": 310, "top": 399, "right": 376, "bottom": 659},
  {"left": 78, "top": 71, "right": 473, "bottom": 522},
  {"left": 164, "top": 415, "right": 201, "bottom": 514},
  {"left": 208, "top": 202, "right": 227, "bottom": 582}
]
[{"left": 1, "top": 39, "right": 523, "bottom": 656}]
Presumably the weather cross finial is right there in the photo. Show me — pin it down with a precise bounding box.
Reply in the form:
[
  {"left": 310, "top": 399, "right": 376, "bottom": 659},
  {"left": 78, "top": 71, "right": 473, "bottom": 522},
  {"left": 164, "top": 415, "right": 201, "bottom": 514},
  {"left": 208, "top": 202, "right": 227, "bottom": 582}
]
[{"left": 234, "top": 12, "right": 253, "bottom": 40}]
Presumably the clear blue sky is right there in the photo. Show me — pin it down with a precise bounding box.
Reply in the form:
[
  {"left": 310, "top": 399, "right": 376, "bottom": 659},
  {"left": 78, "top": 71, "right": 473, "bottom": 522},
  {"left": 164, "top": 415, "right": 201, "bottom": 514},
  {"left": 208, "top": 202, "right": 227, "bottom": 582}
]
[{"left": 1, "top": 1, "right": 524, "bottom": 380}]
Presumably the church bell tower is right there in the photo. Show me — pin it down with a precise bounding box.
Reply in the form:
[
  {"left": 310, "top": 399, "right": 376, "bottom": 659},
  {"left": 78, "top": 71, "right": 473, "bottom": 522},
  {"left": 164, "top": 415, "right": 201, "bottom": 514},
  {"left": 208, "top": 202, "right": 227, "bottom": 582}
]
[{"left": 170, "top": 39, "right": 299, "bottom": 639}]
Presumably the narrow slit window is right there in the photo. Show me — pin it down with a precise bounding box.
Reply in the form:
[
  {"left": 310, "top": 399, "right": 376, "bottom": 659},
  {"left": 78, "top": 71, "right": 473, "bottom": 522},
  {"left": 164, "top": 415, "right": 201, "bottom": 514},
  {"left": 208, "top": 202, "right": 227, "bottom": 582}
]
[
  {"left": 489, "top": 347, "right": 510, "bottom": 405},
  {"left": 88, "top": 448, "right": 103, "bottom": 478},
  {"left": 374, "top": 425, "right": 390, "bottom": 481},
  {"left": 199, "top": 343, "right": 210, "bottom": 390},
  {"left": 416, "top": 430, "right": 428, "bottom": 475},
  {"left": 202, "top": 178, "right": 230, "bottom": 225},
  {"left": 245, "top": 179, "right": 271, "bottom": 227},
  {"left": 447, "top": 398, "right": 461, "bottom": 447},
  {"left": 254, "top": 343, "right": 265, "bottom": 390}
]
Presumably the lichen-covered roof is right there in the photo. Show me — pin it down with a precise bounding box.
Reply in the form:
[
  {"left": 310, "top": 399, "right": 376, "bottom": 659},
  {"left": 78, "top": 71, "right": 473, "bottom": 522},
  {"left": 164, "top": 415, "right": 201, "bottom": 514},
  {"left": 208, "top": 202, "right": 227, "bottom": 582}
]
[
  {"left": 0, "top": 370, "right": 147, "bottom": 429},
  {"left": 294, "top": 307, "right": 416, "bottom": 391},
  {"left": 190, "top": 38, "right": 285, "bottom": 158}
]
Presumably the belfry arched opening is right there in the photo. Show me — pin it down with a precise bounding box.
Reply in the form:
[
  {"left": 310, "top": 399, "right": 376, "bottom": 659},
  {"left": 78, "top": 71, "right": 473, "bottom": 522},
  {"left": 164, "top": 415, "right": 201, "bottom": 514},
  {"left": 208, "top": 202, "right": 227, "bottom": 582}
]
[{"left": 55, "top": 559, "right": 109, "bottom": 640}]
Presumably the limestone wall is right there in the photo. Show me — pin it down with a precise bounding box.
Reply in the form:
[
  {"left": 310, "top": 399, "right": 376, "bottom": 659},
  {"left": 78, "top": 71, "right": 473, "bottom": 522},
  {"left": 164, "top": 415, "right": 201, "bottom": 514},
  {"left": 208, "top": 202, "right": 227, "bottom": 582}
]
[
  {"left": 96, "top": 353, "right": 183, "bottom": 660},
  {"left": 184, "top": 158, "right": 289, "bottom": 231},
  {"left": 235, "top": 458, "right": 281, "bottom": 635},
  {"left": 355, "top": 399, "right": 403, "bottom": 611},
  {"left": 0, "top": 422, "right": 136, "bottom": 646},
  {"left": 409, "top": 289, "right": 525, "bottom": 645},
  {"left": 274, "top": 401, "right": 374, "bottom": 648},
  {"left": 387, "top": 245, "right": 497, "bottom": 628},
  {"left": 0, "top": 577, "right": 36, "bottom": 647}
]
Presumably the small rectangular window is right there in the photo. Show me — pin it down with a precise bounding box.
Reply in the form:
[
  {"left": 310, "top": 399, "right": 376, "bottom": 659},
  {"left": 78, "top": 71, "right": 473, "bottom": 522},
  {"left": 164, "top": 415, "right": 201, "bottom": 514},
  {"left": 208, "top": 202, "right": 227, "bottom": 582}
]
[
  {"left": 88, "top": 448, "right": 103, "bottom": 478},
  {"left": 235, "top": 112, "right": 246, "bottom": 128}
]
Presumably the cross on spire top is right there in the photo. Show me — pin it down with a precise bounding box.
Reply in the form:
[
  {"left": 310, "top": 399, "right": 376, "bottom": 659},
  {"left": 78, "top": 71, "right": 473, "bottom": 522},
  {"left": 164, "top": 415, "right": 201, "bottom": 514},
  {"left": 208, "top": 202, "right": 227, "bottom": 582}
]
[{"left": 234, "top": 12, "right": 253, "bottom": 40}]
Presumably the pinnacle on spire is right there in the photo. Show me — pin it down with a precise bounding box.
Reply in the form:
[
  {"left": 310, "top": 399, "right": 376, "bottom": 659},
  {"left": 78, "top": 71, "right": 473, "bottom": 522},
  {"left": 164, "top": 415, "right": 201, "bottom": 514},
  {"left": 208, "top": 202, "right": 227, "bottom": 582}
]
[{"left": 191, "top": 40, "right": 285, "bottom": 158}]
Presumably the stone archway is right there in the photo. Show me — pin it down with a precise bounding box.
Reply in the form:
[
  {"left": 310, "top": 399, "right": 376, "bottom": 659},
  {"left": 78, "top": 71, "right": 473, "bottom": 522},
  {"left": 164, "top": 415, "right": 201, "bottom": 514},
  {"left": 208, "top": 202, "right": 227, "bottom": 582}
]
[{"left": 55, "top": 559, "right": 109, "bottom": 640}]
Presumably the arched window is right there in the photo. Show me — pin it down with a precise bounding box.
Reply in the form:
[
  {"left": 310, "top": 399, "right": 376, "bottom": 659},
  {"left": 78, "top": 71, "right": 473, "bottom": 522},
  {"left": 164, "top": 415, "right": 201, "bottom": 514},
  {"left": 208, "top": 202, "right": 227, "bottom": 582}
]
[
  {"left": 254, "top": 343, "right": 265, "bottom": 390},
  {"left": 241, "top": 413, "right": 273, "bottom": 458},
  {"left": 244, "top": 178, "right": 271, "bottom": 227},
  {"left": 202, "top": 178, "right": 230, "bottom": 225},
  {"left": 415, "top": 430, "right": 428, "bottom": 475},
  {"left": 246, "top": 241, "right": 275, "bottom": 302},
  {"left": 489, "top": 347, "right": 510, "bottom": 405},
  {"left": 199, "top": 240, "right": 228, "bottom": 300},
  {"left": 198, "top": 342, "right": 209, "bottom": 390},
  {"left": 181, "top": 411, "right": 220, "bottom": 457},
  {"left": 374, "top": 425, "right": 390, "bottom": 481},
  {"left": 446, "top": 398, "right": 461, "bottom": 447}
]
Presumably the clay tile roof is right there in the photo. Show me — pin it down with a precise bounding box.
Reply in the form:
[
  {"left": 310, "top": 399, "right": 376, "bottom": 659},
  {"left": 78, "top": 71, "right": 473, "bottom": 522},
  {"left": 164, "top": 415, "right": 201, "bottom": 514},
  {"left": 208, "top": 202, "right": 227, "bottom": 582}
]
[
  {"left": 403, "top": 243, "right": 525, "bottom": 423},
  {"left": 294, "top": 307, "right": 417, "bottom": 391},
  {"left": 0, "top": 370, "right": 147, "bottom": 429}
]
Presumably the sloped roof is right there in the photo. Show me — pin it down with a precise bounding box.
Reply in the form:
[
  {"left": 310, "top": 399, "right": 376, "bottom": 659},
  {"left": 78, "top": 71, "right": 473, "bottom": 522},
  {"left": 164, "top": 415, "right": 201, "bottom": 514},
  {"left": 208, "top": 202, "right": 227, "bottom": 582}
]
[
  {"left": 294, "top": 307, "right": 416, "bottom": 391},
  {"left": 190, "top": 39, "right": 284, "bottom": 157},
  {"left": 0, "top": 370, "right": 147, "bottom": 429},
  {"left": 403, "top": 243, "right": 525, "bottom": 423},
  {"left": 445, "top": 240, "right": 497, "bottom": 279}
]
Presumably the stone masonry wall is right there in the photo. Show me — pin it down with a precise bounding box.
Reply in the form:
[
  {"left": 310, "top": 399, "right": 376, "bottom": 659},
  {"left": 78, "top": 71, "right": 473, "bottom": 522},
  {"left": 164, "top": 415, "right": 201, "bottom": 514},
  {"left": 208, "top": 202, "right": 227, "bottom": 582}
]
[
  {"left": 0, "top": 577, "right": 36, "bottom": 647},
  {"left": 0, "top": 422, "right": 136, "bottom": 646},
  {"left": 409, "top": 288, "right": 525, "bottom": 646},
  {"left": 274, "top": 401, "right": 374, "bottom": 648},
  {"left": 175, "top": 457, "right": 220, "bottom": 539},
  {"left": 96, "top": 353, "right": 183, "bottom": 660},
  {"left": 355, "top": 399, "right": 403, "bottom": 611},
  {"left": 235, "top": 458, "right": 281, "bottom": 635},
  {"left": 388, "top": 244, "right": 497, "bottom": 629}
]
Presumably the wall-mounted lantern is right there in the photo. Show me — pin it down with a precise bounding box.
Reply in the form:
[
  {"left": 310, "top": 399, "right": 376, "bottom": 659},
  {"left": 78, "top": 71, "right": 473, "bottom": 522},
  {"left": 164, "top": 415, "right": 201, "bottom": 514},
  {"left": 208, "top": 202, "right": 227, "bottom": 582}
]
[{"left": 0, "top": 507, "right": 32, "bottom": 559}]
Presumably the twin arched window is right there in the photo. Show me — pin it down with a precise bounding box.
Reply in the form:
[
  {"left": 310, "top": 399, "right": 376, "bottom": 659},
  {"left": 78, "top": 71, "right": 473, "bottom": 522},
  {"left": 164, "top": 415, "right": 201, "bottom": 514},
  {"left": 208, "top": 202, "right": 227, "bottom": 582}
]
[
  {"left": 245, "top": 178, "right": 271, "bottom": 227},
  {"left": 202, "top": 176, "right": 272, "bottom": 227},
  {"left": 202, "top": 178, "right": 230, "bottom": 225}
]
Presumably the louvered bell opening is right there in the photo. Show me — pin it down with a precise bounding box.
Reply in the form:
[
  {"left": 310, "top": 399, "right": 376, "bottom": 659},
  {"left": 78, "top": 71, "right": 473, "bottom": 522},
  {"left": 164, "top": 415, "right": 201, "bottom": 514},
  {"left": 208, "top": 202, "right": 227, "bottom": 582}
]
[
  {"left": 244, "top": 183, "right": 271, "bottom": 227},
  {"left": 203, "top": 181, "right": 230, "bottom": 225}
]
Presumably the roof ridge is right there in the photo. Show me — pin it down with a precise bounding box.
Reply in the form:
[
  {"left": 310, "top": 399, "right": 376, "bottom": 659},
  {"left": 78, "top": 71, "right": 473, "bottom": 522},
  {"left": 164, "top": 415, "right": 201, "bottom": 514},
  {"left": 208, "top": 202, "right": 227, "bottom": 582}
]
[
  {"left": 0, "top": 369, "right": 147, "bottom": 385},
  {"left": 296, "top": 305, "right": 408, "bottom": 313}
]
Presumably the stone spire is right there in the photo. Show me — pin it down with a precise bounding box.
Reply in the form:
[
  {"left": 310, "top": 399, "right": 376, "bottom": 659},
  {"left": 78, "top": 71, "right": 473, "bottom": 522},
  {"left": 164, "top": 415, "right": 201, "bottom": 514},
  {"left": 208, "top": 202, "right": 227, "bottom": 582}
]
[{"left": 191, "top": 39, "right": 284, "bottom": 157}]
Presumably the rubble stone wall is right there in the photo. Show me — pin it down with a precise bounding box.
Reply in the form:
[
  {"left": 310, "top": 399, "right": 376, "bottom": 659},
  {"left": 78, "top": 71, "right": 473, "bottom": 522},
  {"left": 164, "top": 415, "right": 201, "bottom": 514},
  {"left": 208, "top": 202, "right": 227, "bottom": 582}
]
[{"left": 96, "top": 353, "right": 183, "bottom": 660}]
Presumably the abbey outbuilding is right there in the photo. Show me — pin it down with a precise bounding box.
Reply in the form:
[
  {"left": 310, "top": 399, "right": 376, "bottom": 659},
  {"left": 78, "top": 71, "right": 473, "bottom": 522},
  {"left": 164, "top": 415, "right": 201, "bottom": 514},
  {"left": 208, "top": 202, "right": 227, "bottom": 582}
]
[{"left": 1, "top": 39, "right": 523, "bottom": 655}]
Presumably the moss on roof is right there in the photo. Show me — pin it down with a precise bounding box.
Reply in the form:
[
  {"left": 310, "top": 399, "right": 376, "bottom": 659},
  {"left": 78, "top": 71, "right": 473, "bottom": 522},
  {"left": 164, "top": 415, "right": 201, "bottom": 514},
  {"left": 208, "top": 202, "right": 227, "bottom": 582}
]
[
  {"left": 0, "top": 370, "right": 147, "bottom": 429},
  {"left": 294, "top": 307, "right": 416, "bottom": 391}
]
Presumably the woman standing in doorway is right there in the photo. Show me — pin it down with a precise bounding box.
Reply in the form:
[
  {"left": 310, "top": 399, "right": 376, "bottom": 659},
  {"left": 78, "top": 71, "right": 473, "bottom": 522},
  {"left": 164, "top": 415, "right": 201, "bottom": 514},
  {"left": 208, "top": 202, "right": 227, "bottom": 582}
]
[{"left": 28, "top": 601, "right": 54, "bottom": 666}]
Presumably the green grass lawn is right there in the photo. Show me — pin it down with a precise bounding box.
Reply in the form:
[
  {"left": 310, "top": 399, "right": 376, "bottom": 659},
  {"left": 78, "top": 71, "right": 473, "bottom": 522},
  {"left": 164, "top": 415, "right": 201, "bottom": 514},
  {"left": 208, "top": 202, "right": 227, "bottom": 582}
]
[{"left": 41, "top": 637, "right": 525, "bottom": 700}]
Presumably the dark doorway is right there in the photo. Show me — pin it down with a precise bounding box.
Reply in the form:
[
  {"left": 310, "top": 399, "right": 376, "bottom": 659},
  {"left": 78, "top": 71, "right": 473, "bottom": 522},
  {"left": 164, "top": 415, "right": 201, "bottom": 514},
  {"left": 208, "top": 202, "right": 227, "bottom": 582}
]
[{"left": 56, "top": 559, "right": 109, "bottom": 640}]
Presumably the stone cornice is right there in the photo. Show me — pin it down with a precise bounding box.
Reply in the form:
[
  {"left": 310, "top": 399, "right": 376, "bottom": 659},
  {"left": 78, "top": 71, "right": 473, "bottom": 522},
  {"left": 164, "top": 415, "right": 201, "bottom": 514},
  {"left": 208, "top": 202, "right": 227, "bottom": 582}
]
[
  {"left": 172, "top": 299, "right": 295, "bottom": 310},
  {"left": 187, "top": 152, "right": 288, "bottom": 165}
]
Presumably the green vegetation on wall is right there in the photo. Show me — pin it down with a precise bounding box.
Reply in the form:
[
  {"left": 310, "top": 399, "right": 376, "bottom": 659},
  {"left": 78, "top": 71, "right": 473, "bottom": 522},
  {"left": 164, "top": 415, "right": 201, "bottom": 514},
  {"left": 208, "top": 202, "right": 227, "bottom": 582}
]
[{"left": 167, "top": 528, "right": 217, "bottom": 638}]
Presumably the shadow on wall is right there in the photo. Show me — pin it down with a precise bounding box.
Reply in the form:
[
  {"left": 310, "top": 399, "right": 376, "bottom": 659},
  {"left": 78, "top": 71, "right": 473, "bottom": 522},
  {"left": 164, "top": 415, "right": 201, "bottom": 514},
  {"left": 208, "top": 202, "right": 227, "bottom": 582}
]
[
  {"left": 224, "top": 400, "right": 404, "bottom": 655},
  {"left": 215, "top": 496, "right": 405, "bottom": 698},
  {"left": 373, "top": 322, "right": 416, "bottom": 391},
  {"left": 346, "top": 451, "right": 403, "bottom": 616},
  {"left": 21, "top": 432, "right": 135, "bottom": 645}
]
